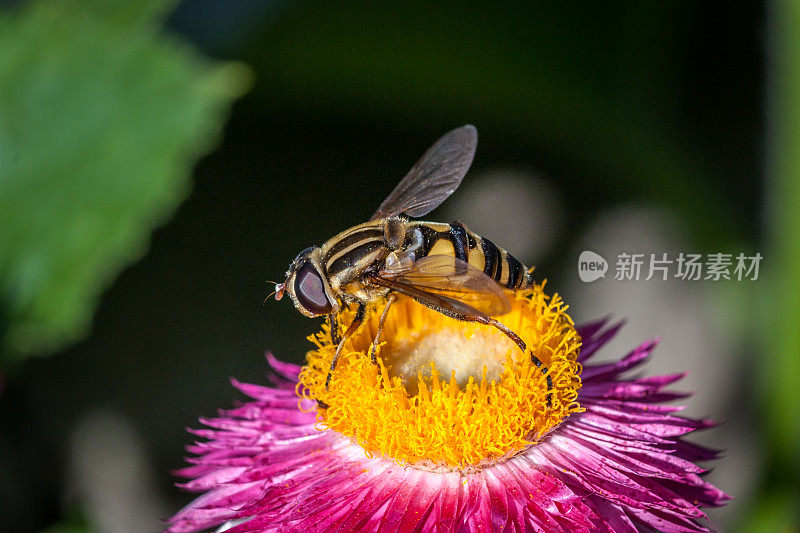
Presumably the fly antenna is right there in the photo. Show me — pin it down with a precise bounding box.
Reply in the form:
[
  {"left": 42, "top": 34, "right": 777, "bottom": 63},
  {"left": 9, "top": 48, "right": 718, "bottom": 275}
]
[
  {"left": 264, "top": 280, "right": 283, "bottom": 304},
  {"left": 264, "top": 280, "right": 285, "bottom": 304}
]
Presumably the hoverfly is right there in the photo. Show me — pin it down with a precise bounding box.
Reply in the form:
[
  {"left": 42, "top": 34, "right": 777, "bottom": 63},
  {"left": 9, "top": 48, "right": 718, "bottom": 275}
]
[{"left": 274, "top": 125, "right": 552, "bottom": 398}]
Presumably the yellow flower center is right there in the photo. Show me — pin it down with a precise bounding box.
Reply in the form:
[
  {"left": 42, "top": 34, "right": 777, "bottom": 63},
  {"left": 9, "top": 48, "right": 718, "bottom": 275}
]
[{"left": 298, "top": 283, "right": 583, "bottom": 470}]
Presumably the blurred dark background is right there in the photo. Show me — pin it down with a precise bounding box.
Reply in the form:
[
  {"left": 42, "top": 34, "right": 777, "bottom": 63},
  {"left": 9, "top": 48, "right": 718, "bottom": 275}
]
[{"left": 2, "top": 1, "right": 798, "bottom": 532}]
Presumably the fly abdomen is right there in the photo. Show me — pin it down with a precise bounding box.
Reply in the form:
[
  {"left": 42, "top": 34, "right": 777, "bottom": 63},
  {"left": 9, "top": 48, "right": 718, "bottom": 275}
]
[
  {"left": 410, "top": 221, "right": 532, "bottom": 290},
  {"left": 449, "top": 221, "right": 470, "bottom": 263},
  {"left": 477, "top": 233, "right": 529, "bottom": 290}
]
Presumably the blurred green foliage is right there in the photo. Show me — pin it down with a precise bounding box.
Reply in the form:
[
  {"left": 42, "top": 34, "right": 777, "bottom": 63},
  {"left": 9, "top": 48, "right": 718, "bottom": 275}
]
[
  {"left": 248, "top": 2, "right": 745, "bottom": 250},
  {"left": 744, "top": 489, "right": 800, "bottom": 533},
  {"left": 753, "top": 0, "right": 800, "bottom": 525},
  {"left": 36, "top": 504, "right": 87, "bottom": 533},
  {"left": 0, "top": 0, "right": 250, "bottom": 363}
]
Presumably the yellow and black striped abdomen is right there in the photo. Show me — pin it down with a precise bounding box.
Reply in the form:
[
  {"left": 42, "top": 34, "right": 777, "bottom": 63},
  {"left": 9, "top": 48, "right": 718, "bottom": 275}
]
[{"left": 409, "top": 221, "right": 532, "bottom": 290}]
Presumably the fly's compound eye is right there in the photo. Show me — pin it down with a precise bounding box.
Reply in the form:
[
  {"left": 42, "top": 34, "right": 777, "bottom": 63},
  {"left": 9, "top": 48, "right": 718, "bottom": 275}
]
[{"left": 293, "top": 262, "right": 332, "bottom": 315}]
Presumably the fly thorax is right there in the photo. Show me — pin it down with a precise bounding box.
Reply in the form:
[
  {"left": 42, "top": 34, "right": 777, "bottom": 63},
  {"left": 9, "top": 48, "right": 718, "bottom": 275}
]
[
  {"left": 383, "top": 217, "right": 406, "bottom": 249},
  {"left": 328, "top": 274, "right": 343, "bottom": 294},
  {"left": 343, "top": 280, "right": 387, "bottom": 303}
]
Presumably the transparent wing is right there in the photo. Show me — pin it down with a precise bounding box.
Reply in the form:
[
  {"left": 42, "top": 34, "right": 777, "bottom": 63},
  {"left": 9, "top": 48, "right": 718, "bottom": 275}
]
[
  {"left": 372, "top": 276, "right": 492, "bottom": 321},
  {"left": 376, "top": 254, "right": 511, "bottom": 316},
  {"left": 369, "top": 125, "right": 477, "bottom": 221}
]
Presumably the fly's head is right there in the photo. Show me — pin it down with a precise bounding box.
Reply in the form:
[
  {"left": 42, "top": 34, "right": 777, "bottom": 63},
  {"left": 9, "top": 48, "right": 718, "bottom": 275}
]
[{"left": 277, "top": 247, "right": 336, "bottom": 317}]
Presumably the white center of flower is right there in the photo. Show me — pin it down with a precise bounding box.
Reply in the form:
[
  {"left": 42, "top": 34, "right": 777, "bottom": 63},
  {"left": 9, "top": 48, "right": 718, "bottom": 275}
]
[{"left": 384, "top": 326, "right": 518, "bottom": 395}]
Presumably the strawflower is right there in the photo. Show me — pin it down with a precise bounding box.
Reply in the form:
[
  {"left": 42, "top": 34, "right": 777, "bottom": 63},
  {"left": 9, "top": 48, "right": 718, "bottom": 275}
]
[{"left": 167, "top": 284, "right": 728, "bottom": 532}]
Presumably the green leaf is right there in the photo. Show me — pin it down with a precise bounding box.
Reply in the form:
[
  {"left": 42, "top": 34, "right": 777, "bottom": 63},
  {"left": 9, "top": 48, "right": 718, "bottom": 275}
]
[{"left": 0, "top": 0, "right": 251, "bottom": 361}]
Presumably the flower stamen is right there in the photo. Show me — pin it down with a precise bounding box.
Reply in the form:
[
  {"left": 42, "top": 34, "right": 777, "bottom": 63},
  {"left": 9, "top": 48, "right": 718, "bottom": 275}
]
[{"left": 299, "top": 283, "right": 583, "bottom": 470}]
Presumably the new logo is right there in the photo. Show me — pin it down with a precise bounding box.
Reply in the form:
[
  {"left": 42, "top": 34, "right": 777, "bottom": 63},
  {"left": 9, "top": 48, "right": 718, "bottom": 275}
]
[{"left": 578, "top": 251, "right": 608, "bottom": 282}]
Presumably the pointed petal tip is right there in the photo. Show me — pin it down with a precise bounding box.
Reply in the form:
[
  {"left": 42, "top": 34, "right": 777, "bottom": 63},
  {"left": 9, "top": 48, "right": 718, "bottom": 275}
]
[
  {"left": 577, "top": 316, "right": 610, "bottom": 335},
  {"left": 697, "top": 418, "right": 721, "bottom": 430},
  {"left": 578, "top": 318, "right": 627, "bottom": 362},
  {"left": 642, "top": 337, "right": 660, "bottom": 351}
]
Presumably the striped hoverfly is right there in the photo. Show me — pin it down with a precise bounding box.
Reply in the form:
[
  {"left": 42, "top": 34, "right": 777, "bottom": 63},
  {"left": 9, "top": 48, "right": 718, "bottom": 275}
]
[{"left": 273, "top": 125, "right": 552, "bottom": 397}]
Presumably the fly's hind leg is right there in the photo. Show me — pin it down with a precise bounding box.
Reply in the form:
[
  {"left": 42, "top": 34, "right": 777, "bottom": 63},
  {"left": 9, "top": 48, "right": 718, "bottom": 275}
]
[
  {"left": 464, "top": 314, "right": 553, "bottom": 407},
  {"left": 325, "top": 302, "right": 367, "bottom": 390},
  {"left": 371, "top": 277, "right": 555, "bottom": 407},
  {"left": 369, "top": 293, "right": 397, "bottom": 364},
  {"left": 416, "top": 302, "right": 554, "bottom": 407}
]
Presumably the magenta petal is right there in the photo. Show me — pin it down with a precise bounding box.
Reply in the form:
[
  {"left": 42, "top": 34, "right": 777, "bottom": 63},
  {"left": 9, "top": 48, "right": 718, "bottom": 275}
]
[
  {"left": 586, "top": 496, "right": 639, "bottom": 533},
  {"left": 581, "top": 339, "right": 659, "bottom": 381},
  {"left": 265, "top": 352, "right": 304, "bottom": 382},
  {"left": 578, "top": 321, "right": 625, "bottom": 363},
  {"left": 167, "top": 321, "right": 727, "bottom": 533},
  {"left": 575, "top": 317, "right": 609, "bottom": 341}
]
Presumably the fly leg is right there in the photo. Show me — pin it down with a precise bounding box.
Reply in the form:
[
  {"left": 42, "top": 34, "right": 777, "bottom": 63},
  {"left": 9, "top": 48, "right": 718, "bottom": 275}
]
[
  {"left": 371, "top": 277, "right": 554, "bottom": 407},
  {"left": 387, "top": 286, "right": 554, "bottom": 407},
  {"left": 369, "top": 294, "right": 397, "bottom": 364},
  {"left": 318, "top": 313, "right": 338, "bottom": 409},
  {"left": 437, "top": 310, "right": 553, "bottom": 407},
  {"left": 328, "top": 313, "right": 341, "bottom": 344},
  {"left": 325, "top": 302, "right": 366, "bottom": 390}
]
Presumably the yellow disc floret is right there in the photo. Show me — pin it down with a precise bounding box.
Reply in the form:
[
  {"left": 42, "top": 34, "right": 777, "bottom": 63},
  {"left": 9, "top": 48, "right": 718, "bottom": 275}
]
[{"left": 298, "top": 282, "right": 583, "bottom": 470}]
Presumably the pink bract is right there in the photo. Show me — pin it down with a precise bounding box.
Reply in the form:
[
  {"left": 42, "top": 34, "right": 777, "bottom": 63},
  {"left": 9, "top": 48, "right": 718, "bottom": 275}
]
[{"left": 167, "top": 320, "right": 729, "bottom": 532}]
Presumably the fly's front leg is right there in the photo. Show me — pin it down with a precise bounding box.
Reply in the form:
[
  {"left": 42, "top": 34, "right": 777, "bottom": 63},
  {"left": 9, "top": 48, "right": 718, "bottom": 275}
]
[
  {"left": 325, "top": 302, "right": 367, "bottom": 390},
  {"left": 369, "top": 293, "right": 397, "bottom": 364},
  {"left": 328, "top": 313, "right": 341, "bottom": 344},
  {"left": 316, "top": 312, "right": 343, "bottom": 409}
]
